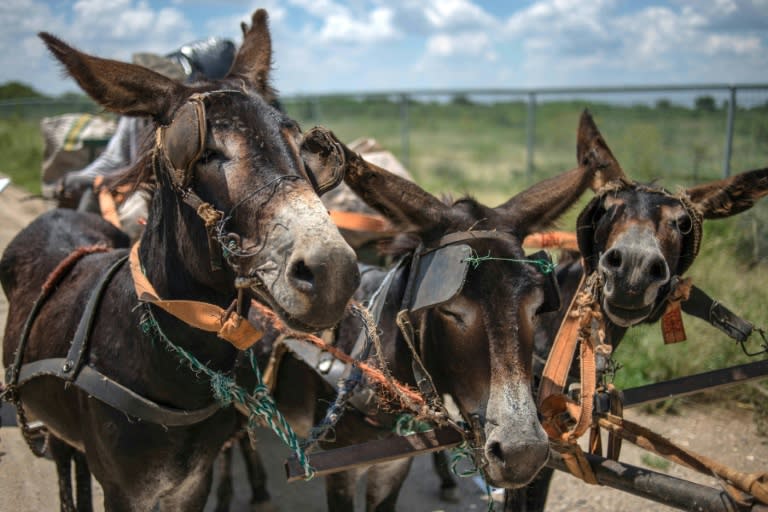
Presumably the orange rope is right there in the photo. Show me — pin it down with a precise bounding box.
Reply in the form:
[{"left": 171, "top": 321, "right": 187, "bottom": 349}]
[{"left": 249, "top": 300, "right": 426, "bottom": 409}]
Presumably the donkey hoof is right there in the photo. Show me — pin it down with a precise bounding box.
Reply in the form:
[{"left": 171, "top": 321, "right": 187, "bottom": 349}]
[{"left": 440, "top": 486, "right": 461, "bottom": 503}]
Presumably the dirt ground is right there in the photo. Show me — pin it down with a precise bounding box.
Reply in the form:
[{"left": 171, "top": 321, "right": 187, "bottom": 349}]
[{"left": 1, "top": 179, "right": 766, "bottom": 512}]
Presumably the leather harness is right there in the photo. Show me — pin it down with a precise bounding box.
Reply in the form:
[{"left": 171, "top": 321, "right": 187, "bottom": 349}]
[
  {"left": 6, "top": 250, "right": 222, "bottom": 427},
  {"left": 280, "top": 230, "right": 561, "bottom": 432}
]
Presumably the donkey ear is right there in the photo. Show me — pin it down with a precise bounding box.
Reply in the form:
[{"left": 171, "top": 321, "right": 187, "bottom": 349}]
[
  {"left": 300, "top": 127, "right": 345, "bottom": 196},
  {"left": 577, "top": 110, "right": 627, "bottom": 189},
  {"left": 319, "top": 132, "right": 448, "bottom": 230},
  {"left": 39, "top": 33, "right": 187, "bottom": 124},
  {"left": 685, "top": 167, "right": 768, "bottom": 219},
  {"left": 496, "top": 164, "right": 598, "bottom": 237},
  {"left": 227, "top": 9, "right": 274, "bottom": 99}
]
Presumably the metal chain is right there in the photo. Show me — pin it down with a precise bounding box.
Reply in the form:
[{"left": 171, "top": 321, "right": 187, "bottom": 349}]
[{"left": 3, "top": 386, "right": 49, "bottom": 457}]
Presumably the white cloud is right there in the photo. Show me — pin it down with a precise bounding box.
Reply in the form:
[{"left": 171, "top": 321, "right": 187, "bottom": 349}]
[
  {"left": 318, "top": 7, "right": 399, "bottom": 44},
  {"left": 422, "top": 0, "right": 495, "bottom": 30},
  {"left": 426, "top": 32, "right": 496, "bottom": 60},
  {"left": 703, "top": 34, "right": 762, "bottom": 54}
]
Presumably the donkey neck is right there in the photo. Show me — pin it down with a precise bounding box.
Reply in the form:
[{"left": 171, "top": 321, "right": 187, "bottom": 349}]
[{"left": 139, "top": 186, "right": 236, "bottom": 308}]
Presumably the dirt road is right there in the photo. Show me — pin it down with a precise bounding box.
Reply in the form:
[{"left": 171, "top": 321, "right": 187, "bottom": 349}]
[{"left": 1, "top": 180, "right": 766, "bottom": 511}]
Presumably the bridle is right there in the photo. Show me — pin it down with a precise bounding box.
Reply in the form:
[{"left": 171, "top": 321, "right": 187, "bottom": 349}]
[
  {"left": 576, "top": 180, "right": 704, "bottom": 325},
  {"left": 152, "top": 91, "right": 343, "bottom": 274}
]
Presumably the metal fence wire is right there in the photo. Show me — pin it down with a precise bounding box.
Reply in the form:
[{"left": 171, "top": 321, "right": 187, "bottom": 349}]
[{"left": 3, "top": 83, "right": 767, "bottom": 196}]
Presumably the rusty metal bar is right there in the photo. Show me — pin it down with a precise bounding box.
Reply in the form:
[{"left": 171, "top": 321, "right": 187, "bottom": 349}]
[
  {"left": 621, "top": 359, "right": 768, "bottom": 409},
  {"left": 284, "top": 427, "right": 463, "bottom": 482},
  {"left": 547, "top": 451, "right": 764, "bottom": 512}
]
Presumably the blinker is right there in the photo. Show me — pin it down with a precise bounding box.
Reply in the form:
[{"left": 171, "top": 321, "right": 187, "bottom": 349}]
[{"left": 410, "top": 244, "right": 472, "bottom": 313}]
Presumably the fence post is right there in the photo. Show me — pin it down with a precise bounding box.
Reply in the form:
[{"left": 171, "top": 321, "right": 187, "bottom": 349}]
[
  {"left": 526, "top": 91, "right": 537, "bottom": 179},
  {"left": 400, "top": 94, "right": 410, "bottom": 169},
  {"left": 722, "top": 86, "right": 736, "bottom": 178}
]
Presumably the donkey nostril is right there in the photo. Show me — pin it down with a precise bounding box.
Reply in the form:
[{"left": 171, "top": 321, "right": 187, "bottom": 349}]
[
  {"left": 289, "top": 260, "right": 315, "bottom": 291},
  {"left": 605, "top": 249, "right": 622, "bottom": 269},
  {"left": 487, "top": 441, "right": 504, "bottom": 463},
  {"left": 649, "top": 259, "right": 668, "bottom": 281}
]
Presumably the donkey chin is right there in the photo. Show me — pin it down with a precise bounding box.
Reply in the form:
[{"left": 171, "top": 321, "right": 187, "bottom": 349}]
[{"left": 600, "top": 275, "right": 667, "bottom": 328}]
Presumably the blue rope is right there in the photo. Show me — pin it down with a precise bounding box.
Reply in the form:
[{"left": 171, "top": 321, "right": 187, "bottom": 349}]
[
  {"left": 302, "top": 366, "right": 363, "bottom": 450},
  {"left": 140, "top": 307, "right": 315, "bottom": 479},
  {"left": 464, "top": 249, "right": 555, "bottom": 275}
]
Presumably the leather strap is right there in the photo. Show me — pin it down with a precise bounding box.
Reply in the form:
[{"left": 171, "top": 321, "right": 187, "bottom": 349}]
[
  {"left": 681, "top": 285, "right": 754, "bottom": 342},
  {"left": 435, "top": 229, "right": 520, "bottom": 248},
  {"left": 538, "top": 272, "right": 587, "bottom": 407},
  {"left": 17, "top": 359, "right": 220, "bottom": 427},
  {"left": 129, "top": 243, "right": 262, "bottom": 350},
  {"left": 62, "top": 254, "right": 128, "bottom": 381}
]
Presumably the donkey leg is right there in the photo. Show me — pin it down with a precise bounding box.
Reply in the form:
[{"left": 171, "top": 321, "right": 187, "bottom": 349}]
[
  {"left": 325, "top": 467, "right": 362, "bottom": 512},
  {"left": 503, "top": 467, "right": 554, "bottom": 512},
  {"left": 73, "top": 449, "right": 93, "bottom": 512},
  {"left": 238, "top": 435, "right": 273, "bottom": 510},
  {"left": 432, "top": 450, "right": 460, "bottom": 502},
  {"left": 213, "top": 445, "right": 234, "bottom": 512},
  {"left": 365, "top": 458, "right": 413, "bottom": 512},
  {"left": 49, "top": 436, "right": 76, "bottom": 512}
]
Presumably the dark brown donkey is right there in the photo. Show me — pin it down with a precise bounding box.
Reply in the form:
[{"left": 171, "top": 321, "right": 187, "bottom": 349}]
[
  {"left": 1, "top": 10, "right": 359, "bottom": 512},
  {"left": 508, "top": 113, "right": 768, "bottom": 512},
  {"left": 235, "top": 115, "right": 615, "bottom": 512}
]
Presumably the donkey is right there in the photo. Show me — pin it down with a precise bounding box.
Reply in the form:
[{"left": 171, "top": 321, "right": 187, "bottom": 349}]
[
  {"left": 1, "top": 10, "right": 359, "bottom": 512},
  {"left": 227, "top": 114, "right": 618, "bottom": 512},
  {"left": 507, "top": 112, "right": 768, "bottom": 512}
]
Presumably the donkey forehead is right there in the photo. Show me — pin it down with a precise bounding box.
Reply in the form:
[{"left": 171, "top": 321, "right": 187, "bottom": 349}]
[
  {"left": 604, "top": 189, "right": 686, "bottom": 224},
  {"left": 203, "top": 92, "right": 297, "bottom": 138}
]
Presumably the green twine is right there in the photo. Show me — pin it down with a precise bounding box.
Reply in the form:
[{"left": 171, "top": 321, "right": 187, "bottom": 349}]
[
  {"left": 393, "top": 414, "right": 433, "bottom": 436},
  {"left": 140, "top": 307, "right": 315, "bottom": 480},
  {"left": 464, "top": 250, "right": 555, "bottom": 275},
  {"left": 450, "top": 442, "right": 495, "bottom": 512}
]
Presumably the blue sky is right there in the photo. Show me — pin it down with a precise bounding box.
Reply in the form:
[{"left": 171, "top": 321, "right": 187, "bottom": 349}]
[{"left": 1, "top": 0, "right": 767, "bottom": 96}]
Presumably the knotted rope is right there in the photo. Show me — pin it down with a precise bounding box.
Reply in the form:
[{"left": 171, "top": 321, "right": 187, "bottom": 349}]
[{"left": 139, "top": 305, "right": 314, "bottom": 478}]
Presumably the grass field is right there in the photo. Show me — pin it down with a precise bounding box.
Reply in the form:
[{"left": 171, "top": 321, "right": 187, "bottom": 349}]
[{"left": 1, "top": 98, "right": 767, "bottom": 416}]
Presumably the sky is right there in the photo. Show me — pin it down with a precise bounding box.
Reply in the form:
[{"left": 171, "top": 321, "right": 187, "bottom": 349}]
[{"left": 1, "top": 0, "right": 767, "bottom": 97}]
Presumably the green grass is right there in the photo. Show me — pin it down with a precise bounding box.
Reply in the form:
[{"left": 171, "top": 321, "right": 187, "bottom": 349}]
[
  {"left": 0, "top": 117, "right": 44, "bottom": 193},
  {"left": 2, "top": 98, "right": 767, "bottom": 401}
]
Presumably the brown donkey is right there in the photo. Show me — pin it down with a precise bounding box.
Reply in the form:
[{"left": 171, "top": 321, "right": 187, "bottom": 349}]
[
  {"left": 227, "top": 114, "right": 616, "bottom": 512},
  {"left": 510, "top": 112, "right": 768, "bottom": 512},
  {"left": 1, "top": 10, "right": 359, "bottom": 512}
]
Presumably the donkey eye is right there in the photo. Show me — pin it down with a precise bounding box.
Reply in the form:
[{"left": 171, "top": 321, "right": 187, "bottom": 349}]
[
  {"left": 673, "top": 215, "right": 692, "bottom": 234},
  {"left": 436, "top": 306, "right": 464, "bottom": 325}
]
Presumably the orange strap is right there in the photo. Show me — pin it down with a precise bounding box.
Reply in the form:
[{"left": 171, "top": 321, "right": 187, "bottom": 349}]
[
  {"left": 93, "top": 176, "right": 121, "bottom": 229},
  {"left": 538, "top": 272, "right": 587, "bottom": 408},
  {"left": 523, "top": 231, "right": 578, "bottom": 250},
  {"left": 329, "top": 210, "right": 394, "bottom": 233},
  {"left": 129, "top": 243, "right": 262, "bottom": 350},
  {"left": 539, "top": 271, "right": 603, "bottom": 445}
]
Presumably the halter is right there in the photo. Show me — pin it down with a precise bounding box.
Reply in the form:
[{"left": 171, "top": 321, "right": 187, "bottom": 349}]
[{"left": 152, "top": 91, "right": 345, "bottom": 273}]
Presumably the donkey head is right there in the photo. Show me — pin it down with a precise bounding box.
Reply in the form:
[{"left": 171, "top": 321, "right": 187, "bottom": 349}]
[
  {"left": 39, "top": 10, "right": 359, "bottom": 331},
  {"left": 316, "top": 115, "right": 608, "bottom": 487},
  {"left": 576, "top": 113, "right": 768, "bottom": 328}
]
